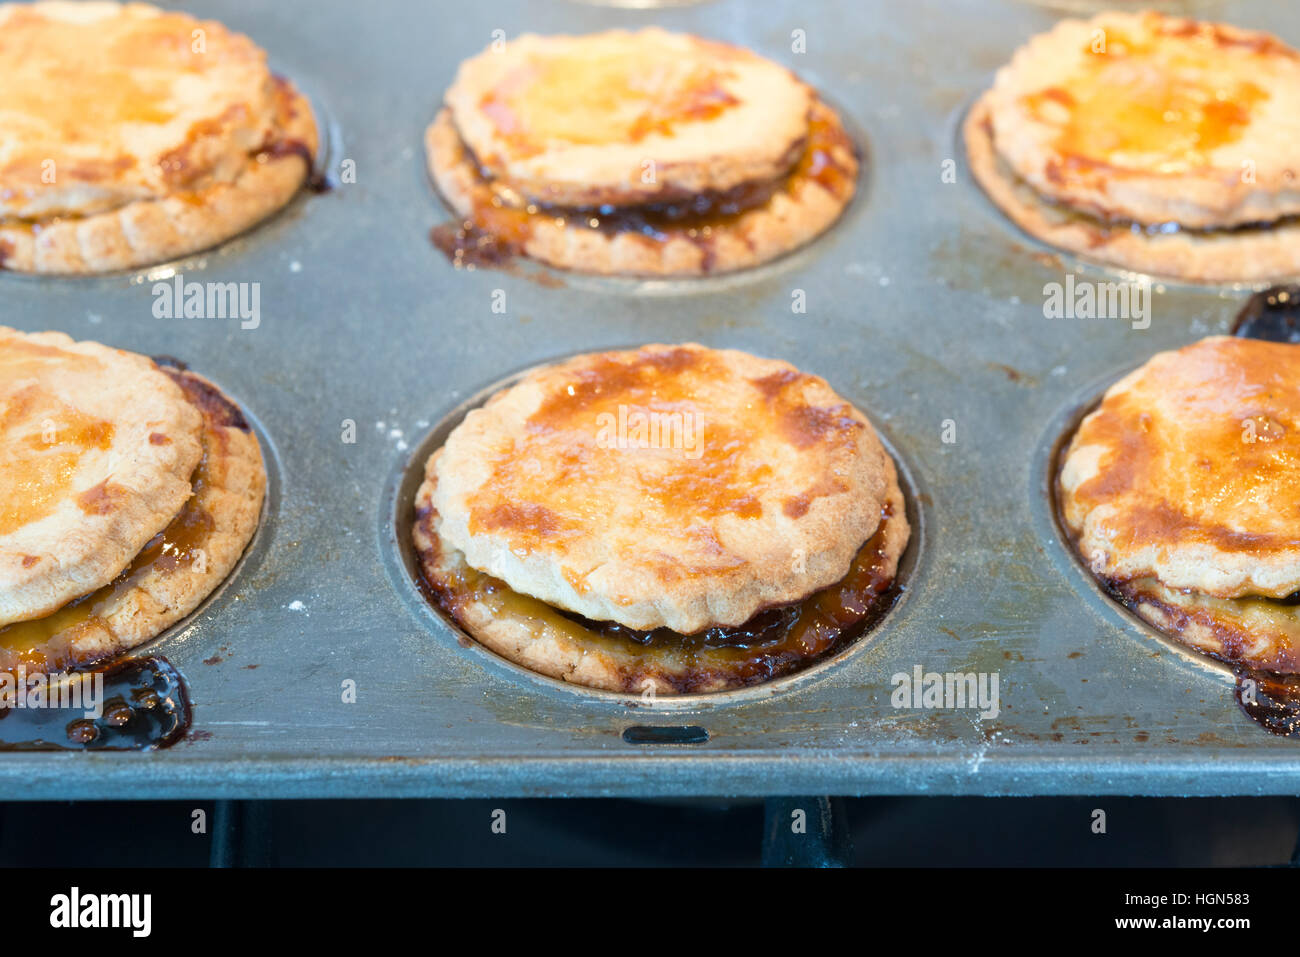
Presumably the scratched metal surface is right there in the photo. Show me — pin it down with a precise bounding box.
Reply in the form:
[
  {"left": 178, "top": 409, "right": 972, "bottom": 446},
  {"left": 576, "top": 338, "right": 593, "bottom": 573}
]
[{"left": 2, "top": 0, "right": 1297, "bottom": 800}]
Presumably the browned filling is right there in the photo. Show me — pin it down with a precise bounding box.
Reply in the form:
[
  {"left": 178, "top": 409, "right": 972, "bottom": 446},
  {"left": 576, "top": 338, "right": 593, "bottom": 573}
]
[
  {"left": 154, "top": 358, "right": 251, "bottom": 432},
  {"left": 1234, "top": 668, "right": 1300, "bottom": 737},
  {"left": 432, "top": 101, "right": 858, "bottom": 272},
  {"left": 419, "top": 502, "right": 901, "bottom": 692}
]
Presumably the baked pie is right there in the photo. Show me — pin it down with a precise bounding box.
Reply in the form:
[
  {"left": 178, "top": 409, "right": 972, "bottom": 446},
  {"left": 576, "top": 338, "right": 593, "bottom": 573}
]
[
  {"left": 0, "top": 1, "right": 318, "bottom": 274},
  {"left": 967, "top": 11, "right": 1300, "bottom": 283},
  {"left": 427, "top": 29, "right": 858, "bottom": 276},
  {"left": 1059, "top": 335, "right": 1300, "bottom": 672},
  {"left": 412, "top": 344, "right": 909, "bottom": 694},
  {"left": 0, "top": 328, "right": 266, "bottom": 671}
]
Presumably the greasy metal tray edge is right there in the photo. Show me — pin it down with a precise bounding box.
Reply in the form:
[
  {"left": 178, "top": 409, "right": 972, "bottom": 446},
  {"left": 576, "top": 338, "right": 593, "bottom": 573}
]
[{"left": 1, "top": 0, "right": 1297, "bottom": 800}]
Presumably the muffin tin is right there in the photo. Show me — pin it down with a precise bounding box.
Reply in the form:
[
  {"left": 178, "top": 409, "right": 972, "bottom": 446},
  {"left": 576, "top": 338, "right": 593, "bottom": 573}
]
[{"left": 2, "top": 0, "right": 1297, "bottom": 799}]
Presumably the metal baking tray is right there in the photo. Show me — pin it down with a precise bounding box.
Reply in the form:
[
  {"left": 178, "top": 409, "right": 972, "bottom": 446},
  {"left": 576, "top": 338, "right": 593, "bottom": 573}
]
[{"left": 3, "top": 0, "right": 1298, "bottom": 800}]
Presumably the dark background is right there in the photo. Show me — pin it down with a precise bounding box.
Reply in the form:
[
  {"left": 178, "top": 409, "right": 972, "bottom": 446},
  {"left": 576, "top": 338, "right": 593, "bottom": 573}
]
[{"left": 5, "top": 796, "right": 1298, "bottom": 867}]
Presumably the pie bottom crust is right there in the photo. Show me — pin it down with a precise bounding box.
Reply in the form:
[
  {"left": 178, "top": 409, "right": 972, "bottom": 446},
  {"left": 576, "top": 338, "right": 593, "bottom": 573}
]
[
  {"left": 0, "top": 81, "right": 319, "bottom": 275},
  {"left": 425, "top": 100, "right": 858, "bottom": 277},
  {"left": 1118, "top": 577, "right": 1300, "bottom": 674},
  {"left": 413, "top": 457, "right": 909, "bottom": 694},
  {"left": 0, "top": 369, "right": 266, "bottom": 672},
  {"left": 965, "top": 95, "right": 1300, "bottom": 285}
]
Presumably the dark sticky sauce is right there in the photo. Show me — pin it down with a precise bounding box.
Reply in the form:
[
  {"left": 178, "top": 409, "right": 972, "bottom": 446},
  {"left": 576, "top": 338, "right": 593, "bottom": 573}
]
[
  {"left": 153, "top": 356, "right": 253, "bottom": 433},
  {"left": 430, "top": 144, "right": 788, "bottom": 274},
  {"left": 428, "top": 221, "right": 567, "bottom": 287},
  {"left": 568, "top": 575, "right": 901, "bottom": 693},
  {"left": 1231, "top": 284, "right": 1300, "bottom": 343},
  {"left": 430, "top": 220, "right": 515, "bottom": 270},
  {"left": 0, "top": 655, "right": 191, "bottom": 751},
  {"left": 258, "top": 139, "right": 332, "bottom": 194},
  {"left": 1235, "top": 670, "right": 1300, "bottom": 737},
  {"left": 559, "top": 177, "right": 785, "bottom": 241}
]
